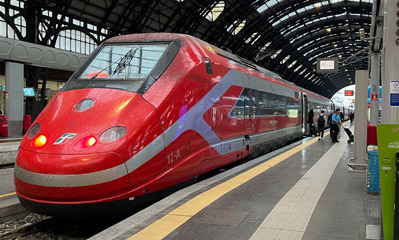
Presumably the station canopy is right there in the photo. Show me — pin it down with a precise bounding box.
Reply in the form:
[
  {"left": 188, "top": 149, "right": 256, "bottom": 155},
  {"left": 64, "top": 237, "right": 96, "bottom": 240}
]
[{"left": 20, "top": 0, "right": 374, "bottom": 98}]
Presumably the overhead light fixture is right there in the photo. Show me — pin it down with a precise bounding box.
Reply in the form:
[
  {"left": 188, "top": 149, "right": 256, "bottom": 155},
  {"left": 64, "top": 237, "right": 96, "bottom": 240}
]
[
  {"left": 345, "top": 69, "right": 348, "bottom": 72},
  {"left": 326, "top": 28, "right": 332, "bottom": 33},
  {"left": 339, "top": 55, "right": 342, "bottom": 58},
  {"left": 315, "top": 3, "right": 322, "bottom": 8},
  {"left": 359, "top": 28, "right": 382, "bottom": 41},
  {"left": 334, "top": 44, "right": 338, "bottom": 48}
]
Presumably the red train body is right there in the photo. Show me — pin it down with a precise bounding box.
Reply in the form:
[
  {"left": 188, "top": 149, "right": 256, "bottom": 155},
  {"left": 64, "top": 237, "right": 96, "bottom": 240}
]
[{"left": 15, "top": 33, "right": 335, "bottom": 215}]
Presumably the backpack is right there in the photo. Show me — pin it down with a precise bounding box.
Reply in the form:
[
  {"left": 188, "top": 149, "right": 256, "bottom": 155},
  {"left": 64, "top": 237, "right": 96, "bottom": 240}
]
[{"left": 317, "top": 114, "right": 326, "bottom": 126}]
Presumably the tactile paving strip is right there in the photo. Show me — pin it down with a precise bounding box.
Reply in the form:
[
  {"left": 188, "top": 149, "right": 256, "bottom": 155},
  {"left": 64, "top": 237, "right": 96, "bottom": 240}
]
[{"left": 250, "top": 141, "right": 348, "bottom": 240}]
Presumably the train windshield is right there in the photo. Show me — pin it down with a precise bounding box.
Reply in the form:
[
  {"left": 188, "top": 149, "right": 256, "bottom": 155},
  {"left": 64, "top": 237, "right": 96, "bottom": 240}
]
[
  {"left": 64, "top": 42, "right": 176, "bottom": 93},
  {"left": 80, "top": 44, "right": 168, "bottom": 80}
]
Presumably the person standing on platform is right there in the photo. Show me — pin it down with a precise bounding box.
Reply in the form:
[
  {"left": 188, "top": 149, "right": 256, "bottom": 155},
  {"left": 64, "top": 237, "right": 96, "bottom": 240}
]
[
  {"left": 331, "top": 109, "right": 341, "bottom": 143},
  {"left": 349, "top": 112, "right": 354, "bottom": 123},
  {"left": 338, "top": 109, "right": 344, "bottom": 137},
  {"left": 327, "top": 110, "right": 334, "bottom": 138},
  {"left": 307, "top": 109, "right": 315, "bottom": 136},
  {"left": 317, "top": 110, "right": 327, "bottom": 140}
]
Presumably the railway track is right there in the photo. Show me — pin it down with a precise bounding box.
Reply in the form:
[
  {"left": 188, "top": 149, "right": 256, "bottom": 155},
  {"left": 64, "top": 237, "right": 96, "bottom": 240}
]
[{"left": 0, "top": 213, "right": 128, "bottom": 240}]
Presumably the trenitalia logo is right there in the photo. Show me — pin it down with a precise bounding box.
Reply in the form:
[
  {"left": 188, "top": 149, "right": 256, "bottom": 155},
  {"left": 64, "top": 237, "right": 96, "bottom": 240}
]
[{"left": 53, "top": 133, "right": 77, "bottom": 145}]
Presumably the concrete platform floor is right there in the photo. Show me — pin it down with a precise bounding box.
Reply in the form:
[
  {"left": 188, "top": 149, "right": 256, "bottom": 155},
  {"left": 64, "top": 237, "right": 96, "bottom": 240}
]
[
  {"left": 0, "top": 137, "right": 21, "bottom": 166},
  {"left": 91, "top": 126, "right": 381, "bottom": 240},
  {"left": 0, "top": 168, "right": 26, "bottom": 223}
]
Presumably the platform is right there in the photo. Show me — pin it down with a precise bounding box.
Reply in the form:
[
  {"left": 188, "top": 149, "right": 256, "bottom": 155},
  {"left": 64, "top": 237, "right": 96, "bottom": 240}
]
[
  {"left": 90, "top": 126, "right": 381, "bottom": 240},
  {"left": 0, "top": 137, "right": 21, "bottom": 166},
  {"left": 0, "top": 168, "right": 25, "bottom": 223},
  {"left": 0, "top": 137, "right": 24, "bottom": 223}
]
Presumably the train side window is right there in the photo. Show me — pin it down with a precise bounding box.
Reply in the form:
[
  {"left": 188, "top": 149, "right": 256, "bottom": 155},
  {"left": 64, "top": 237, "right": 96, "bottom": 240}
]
[{"left": 203, "top": 58, "right": 213, "bottom": 75}]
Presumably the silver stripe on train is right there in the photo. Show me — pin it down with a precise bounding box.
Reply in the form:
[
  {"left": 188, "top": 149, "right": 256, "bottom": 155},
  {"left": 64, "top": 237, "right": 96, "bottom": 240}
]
[{"left": 14, "top": 163, "right": 128, "bottom": 187}]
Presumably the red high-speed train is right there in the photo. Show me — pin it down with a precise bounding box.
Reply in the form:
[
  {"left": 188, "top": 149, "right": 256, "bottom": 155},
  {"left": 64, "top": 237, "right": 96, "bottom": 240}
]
[{"left": 15, "top": 33, "right": 346, "bottom": 216}]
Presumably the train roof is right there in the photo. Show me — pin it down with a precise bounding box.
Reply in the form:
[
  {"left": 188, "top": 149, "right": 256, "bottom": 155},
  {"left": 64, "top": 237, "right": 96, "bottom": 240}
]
[
  {"left": 107, "top": 33, "right": 185, "bottom": 43},
  {"left": 106, "top": 33, "right": 329, "bottom": 98}
]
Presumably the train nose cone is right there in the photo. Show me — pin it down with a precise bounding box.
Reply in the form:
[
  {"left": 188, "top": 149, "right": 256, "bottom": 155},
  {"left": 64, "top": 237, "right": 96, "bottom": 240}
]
[{"left": 14, "top": 148, "right": 130, "bottom": 202}]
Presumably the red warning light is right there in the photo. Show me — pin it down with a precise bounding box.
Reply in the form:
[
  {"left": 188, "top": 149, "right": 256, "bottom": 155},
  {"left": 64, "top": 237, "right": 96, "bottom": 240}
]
[
  {"left": 345, "top": 90, "right": 354, "bottom": 96},
  {"left": 75, "top": 136, "right": 97, "bottom": 150},
  {"left": 86, "top": 137, "right": 96, "bottom": 147},
  {"left": 33, "top": 135, "right": 47, "bottom": 148}
]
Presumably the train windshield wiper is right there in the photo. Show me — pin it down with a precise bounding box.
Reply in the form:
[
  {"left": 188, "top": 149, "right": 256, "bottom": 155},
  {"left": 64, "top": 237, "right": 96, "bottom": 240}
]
[{"left": 90, "top": 48, "right": 138, "bottom": 79}]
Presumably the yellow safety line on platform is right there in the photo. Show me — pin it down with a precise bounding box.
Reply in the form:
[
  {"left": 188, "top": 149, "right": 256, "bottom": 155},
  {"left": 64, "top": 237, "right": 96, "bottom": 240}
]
[
  {"left": 0, "top": 141, "right": 21, "bottom": 144},
  {"left": 127, "top": 130, "right": 338, "bottom": 240},
  {"left": 0, "top": 192, "right": 16, "bottom": 198}
]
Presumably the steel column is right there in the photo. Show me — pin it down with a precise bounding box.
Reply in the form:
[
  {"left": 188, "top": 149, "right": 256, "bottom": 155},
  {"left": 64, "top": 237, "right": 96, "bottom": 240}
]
[
  {"left": 354, "top": 70, "right": 368, "bottom": 166},
  {"left": 369, "top": 51, "right": 380, "bottom": 125},
  {"left": 5, "top": 61, "right": 24, "bottom": 137}
]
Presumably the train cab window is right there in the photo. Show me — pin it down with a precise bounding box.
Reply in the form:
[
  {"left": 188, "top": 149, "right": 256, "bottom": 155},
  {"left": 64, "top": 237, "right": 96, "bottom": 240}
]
[
  {"left": 64, "top": 41, "right": 180, "bottom": 93},
  {"left": 203, "top": 58, "right": 213, "bottom": 74},
  {"left": 80, "top": 44, "right": 168, "bottom": 80}
]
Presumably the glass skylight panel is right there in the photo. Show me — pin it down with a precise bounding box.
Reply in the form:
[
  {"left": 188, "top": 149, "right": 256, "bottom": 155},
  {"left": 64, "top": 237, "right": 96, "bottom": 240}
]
[
  {"left": 335, "top": 12, "right": 346, "bottom": 17},
  {"left": 206, "top": 1, "right": 225, "bottom": 21},
  {"left": 294, "top": 64, "right": 302, "bottom": 72},
  {"left": 271, "top": 49, "right": 282, "bottom": 59},
  {"left": 265, "top": 0, "right": 280, "bottom": 8},
  {"left": 252, "top": 34, "right": 261, "bottom": 44},
  {"left": 304, "top": 72, "right": 311, "bottom": 78},
  {"left": 280, "top": 15, "right": 289, "bottom": 22},
  {"left": 288, "top": 11, "right": 296, "bottom": 18},
  {"left": 288, "top": 60, "right": 297, "bottom": 68},
  {"left": 272, "top": 20, "right": 281, "bottom": 27},
  {"left": 257, "top": 4, "right": 268, "bottom": 13},
  {"left": 245, "top": 32, "right": 258, "bottom": 43},
  {"left": 280, "top": 55, "right": 291, "bottom": 64},
  {"left": 261, "top": 41, "right": 272, "bottom": 51},
  {"left": 227, "top": 19, "right": 246, "bottom": 35},
  {"left": 299, "top": 69, "right": 307, "bottom": 75},
  {"left": 297, "top": 7, "right": 307, "bottom": 14}
]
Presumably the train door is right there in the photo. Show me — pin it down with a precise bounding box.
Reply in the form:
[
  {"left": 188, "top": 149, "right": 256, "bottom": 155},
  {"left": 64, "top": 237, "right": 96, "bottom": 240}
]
[
  {"left": 302, "top": 94, "right": 308, "bottom": 134},
  {"left": 244, "top": 88, "right": 254, "bottom": 132}
]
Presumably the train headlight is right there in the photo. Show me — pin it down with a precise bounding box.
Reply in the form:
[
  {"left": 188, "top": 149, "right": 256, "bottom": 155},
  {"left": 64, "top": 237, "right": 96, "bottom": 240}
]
[
  {"left": 27, "top": 123, "right": 40, "bottom": 139},
  {"left": 33, "top": 135, "right": 47, "bottom": 148},
  {"left": 74, "top": 136, "right": 97, "bottom": 150},
  {"left": 99, "top": 126, "right": 127, "bottom": 143}
]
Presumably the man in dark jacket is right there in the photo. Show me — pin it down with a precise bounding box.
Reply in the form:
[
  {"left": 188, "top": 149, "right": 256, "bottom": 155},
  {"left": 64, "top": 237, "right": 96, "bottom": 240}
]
[
  {"left": 327, "top": 110, "right": 333, "bottom": 126},
  {"left": 317, "top": 110, "right": 327, "bottom": 140},
  {"left": 307, "top": 109, "right": 315, "bottom": 136}
]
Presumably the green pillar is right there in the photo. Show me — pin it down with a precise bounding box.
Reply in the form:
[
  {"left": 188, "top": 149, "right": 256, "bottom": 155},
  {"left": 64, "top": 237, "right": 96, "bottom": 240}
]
[{"left": 377, "top": 124, "right": 399, "bottom": 240}]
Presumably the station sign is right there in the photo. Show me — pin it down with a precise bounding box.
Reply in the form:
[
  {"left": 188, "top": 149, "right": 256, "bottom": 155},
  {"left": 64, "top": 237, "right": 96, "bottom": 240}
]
[
  {"left": 345, "top": 90, "right": 354, "bottom": 96},
  {"left": 0, "top": 86, "right": 5, "bottom": 91},
  {"left": 316, "top": 58, "right": 339, "bottom": 73},
  {"left": 390, "top": 80, "right": 399, "bottom": 107}
]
